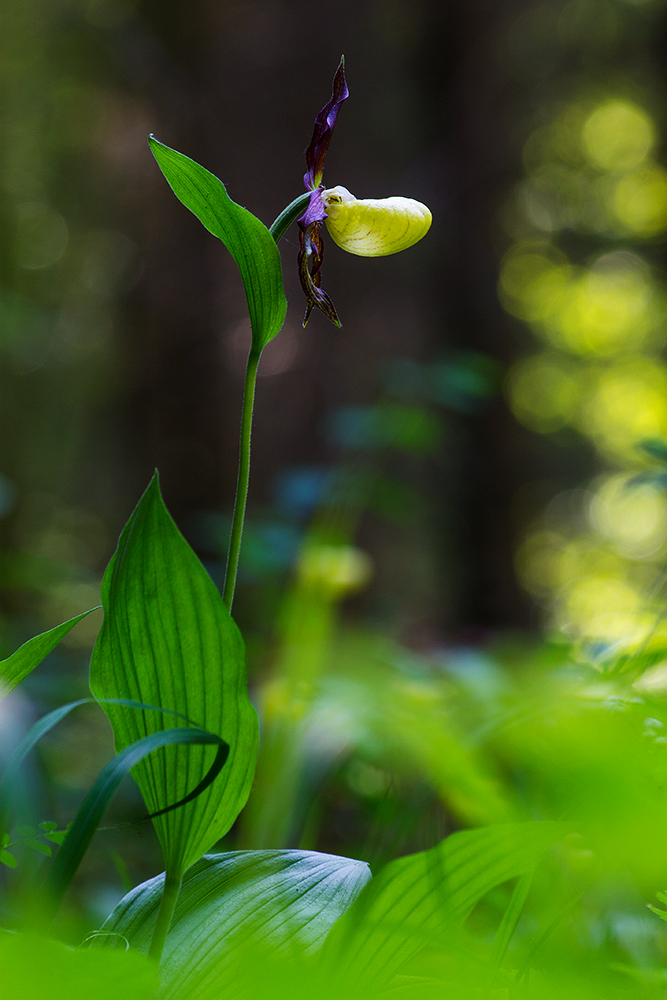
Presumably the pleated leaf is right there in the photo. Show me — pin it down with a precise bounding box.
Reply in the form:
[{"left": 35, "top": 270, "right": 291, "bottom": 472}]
[
  {"left": 149, "top": 135, "right": 287, "bottom": 352},
  {"left": 99, "top": 850, "right": 371, "bottom": 1000},
  {"left": 322, "top": 821, "right": 568, "bottom": 990},
  {"left": 89, "top": 474, "right": 258, "bottom": 876},
  {"left": 0, "top": 608, "right": 100, "bottom": 700}
]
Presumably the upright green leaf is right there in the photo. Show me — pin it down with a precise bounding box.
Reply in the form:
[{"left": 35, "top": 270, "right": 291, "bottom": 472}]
[
  {"left": 89, "top": 474, "right": 258, "bottom": 876},
  {"left": 322, "top": 821, "right": 568, "bottom": 990},
  {"left": 99, "top": 850, "right": 371, "bottom": 1000},
  {"left": 149, "top": 135, "right": 287, "bottom": 352},
  {"left": 0, "top": 608, "right": 100, "bottom": 701}
]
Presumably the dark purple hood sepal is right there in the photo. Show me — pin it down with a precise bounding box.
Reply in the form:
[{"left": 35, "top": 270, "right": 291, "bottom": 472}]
[
  {"left": 298, "top": 58, "right": 348, "bottom": 328},
  {"left": 303, "top": 58, "right": 349, "bottom": 191}
]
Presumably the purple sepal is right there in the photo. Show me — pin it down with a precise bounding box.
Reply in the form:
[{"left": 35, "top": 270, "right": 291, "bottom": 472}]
[
  {"left": 303, "top": 58, "right": 349, "bottom": 191},
  {"left": 299, "top": 188, "right": 328, "bottom": 227}
]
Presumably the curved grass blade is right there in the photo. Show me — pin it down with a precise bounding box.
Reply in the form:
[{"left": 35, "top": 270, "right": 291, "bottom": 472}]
[
  {"left": 0, "top": 608, "right": 101, "bottom": 701},
  {"left": 490, "top": 870, "right": 533, "bottom": 976},
  {"left": 0, "top": 699, "right": 89, "bottom": 839},
  {"left": 0, "top": 698, "right": 209, "bottom": 840},
  {"left": 45, "top": 727, "right": 229, "bottom": 915},
  {"left": 149, "top": 136, "right": 286, "bottom": 352},
  {"left": 515, "top": 880, "right": 592, "bottom": 983}
]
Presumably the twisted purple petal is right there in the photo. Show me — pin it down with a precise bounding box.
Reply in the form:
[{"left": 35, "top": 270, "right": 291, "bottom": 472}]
[{"left": 298, "top": 223, "right": 341, "bottom": 328}]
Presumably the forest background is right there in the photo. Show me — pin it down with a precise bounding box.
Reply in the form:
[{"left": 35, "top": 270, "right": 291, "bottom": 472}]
[{"left": 2, "top": 0, "right": 667, "bottom": 935}]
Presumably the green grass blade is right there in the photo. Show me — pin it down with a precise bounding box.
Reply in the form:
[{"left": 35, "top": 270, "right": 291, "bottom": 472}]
[
  {"left": 0, "top": 699, "right": 90, "bottom": 838},
  {"left": 149, "top": 135, "right": 287, "bottom": 352},
  {"left": 45, "top": 727, "right": 229, "bottom": 914},
  {"left": 515, "top": 881, "right": 592, "bottom": 983},
  {"left": 322, "top": 821, "right": 568, "bottom": 991},
  {"left": 90, "top": 473, "right": 259, "bottom": 876},
  {"left": 0, "top": 695, "right": 226, "bottom": 849},
  {"left": 490, "top": 870, "right": 533, "bottom": 972},
  {"left": 0, "top": 697, "right": 206, "bottom": 834},
  {"left": 0, "top": 608, "right": 101, "bottom": 700},
  {"left": 100, "top": 850, "right": 371, "bottom": 998}
]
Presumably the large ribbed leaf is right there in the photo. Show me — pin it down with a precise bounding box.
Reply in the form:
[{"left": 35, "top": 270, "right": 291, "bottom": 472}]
[
  {"left": 100, "top": 850, "right": 371, "bottom": 1000},
  {"left": 149, "top": 136, "right": 287, "bottom": 352},
  {"left": 322, "top": 821, "right": 568, "bottom": 991},
  {"left": 89, "top": 474, "right": 258, "bottom": 877}
]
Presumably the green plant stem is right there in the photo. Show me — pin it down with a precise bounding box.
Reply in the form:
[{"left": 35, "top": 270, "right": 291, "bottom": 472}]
[
  {"left": 223, "top": 347, "right": 261, "bottom": 611},
  {"left": 148, "top": 869, "right": 183, "bottom": 963},
  {"left": 269, "top": 192, "right": 311, "bottom": 242},
  {"left": 221, "top": 192, "right": 301, "bottom": 612}
]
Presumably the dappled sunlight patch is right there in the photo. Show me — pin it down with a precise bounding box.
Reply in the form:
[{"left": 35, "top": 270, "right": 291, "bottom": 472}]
[
  {"left": 581, "top": 357, "right": 667, "bottom": 461},
  {"left": 581, "top": 99, "right": 655, "bottom": 172},
  {"left": 588, "top": 474, "right": 667, "bottom": 559},
  {"left": 507, "top": 352, "right": 582, "bottom": 432},
  {"left": 550, "top": 251, "right": 656, "bottom": 356},
  {"left": 613, "top": 163, "right": 667, "bottom": 235}
]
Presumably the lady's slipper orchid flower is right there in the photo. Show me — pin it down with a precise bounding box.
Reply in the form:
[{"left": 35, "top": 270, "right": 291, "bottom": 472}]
[
  {"left": 298, "top": 58, "right": 349, "bottom": 327},
  {"left": 298, "top": 60, "right": 432, "bottom": 327}
]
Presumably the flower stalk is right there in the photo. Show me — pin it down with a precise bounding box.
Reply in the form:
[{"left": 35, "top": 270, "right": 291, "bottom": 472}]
[{"left": 223, "top": 347, "right": 261, "bottom": 612}]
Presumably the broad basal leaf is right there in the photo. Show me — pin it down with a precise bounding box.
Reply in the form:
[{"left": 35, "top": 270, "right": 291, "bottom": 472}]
[
  {"left": 322, "top": 821, "right": 568, "bottom": 990},
  {"left": 0, "top": 608, "right": 100, "bottom": 701},
  {"left": 89, "top": 474, "right": 258, "bottom": 876},
  {"left": 149, "top": 135, "right": 287, "bottom": 352},
  {"left": 99, "top": 849, "right": 371, "bottom": 1000}
]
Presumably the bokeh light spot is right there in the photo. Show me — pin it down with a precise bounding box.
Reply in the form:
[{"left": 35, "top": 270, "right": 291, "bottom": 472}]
[
  {"left": 581, "top": 357, "right": 667, "bottom": 460},
  {"left": 589, "top": 473, "right": 667, "bottom": 558},
  {"left": 582, "top": 100, "right": 655, "bottom": 172},
  {"left": 297, "top": 543, "right": 373, "bottom": 595},
  {"left": 507, "top": 353, "right": 581, "bottom": 432},
  {"left": 562, "top": 575, "right": 645, "bottom": 642},
  {"left": 613, "top": 164, "right": 667, "bottom": 235},
  {"left": 499, "top": 243, "right": 572, "bottom": 322},
  {"left": 15, "top": 203, "right": 68, "bottom": 270},
  {"left": 550, "top": 251, "right": 654, "bottom": 355}
]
